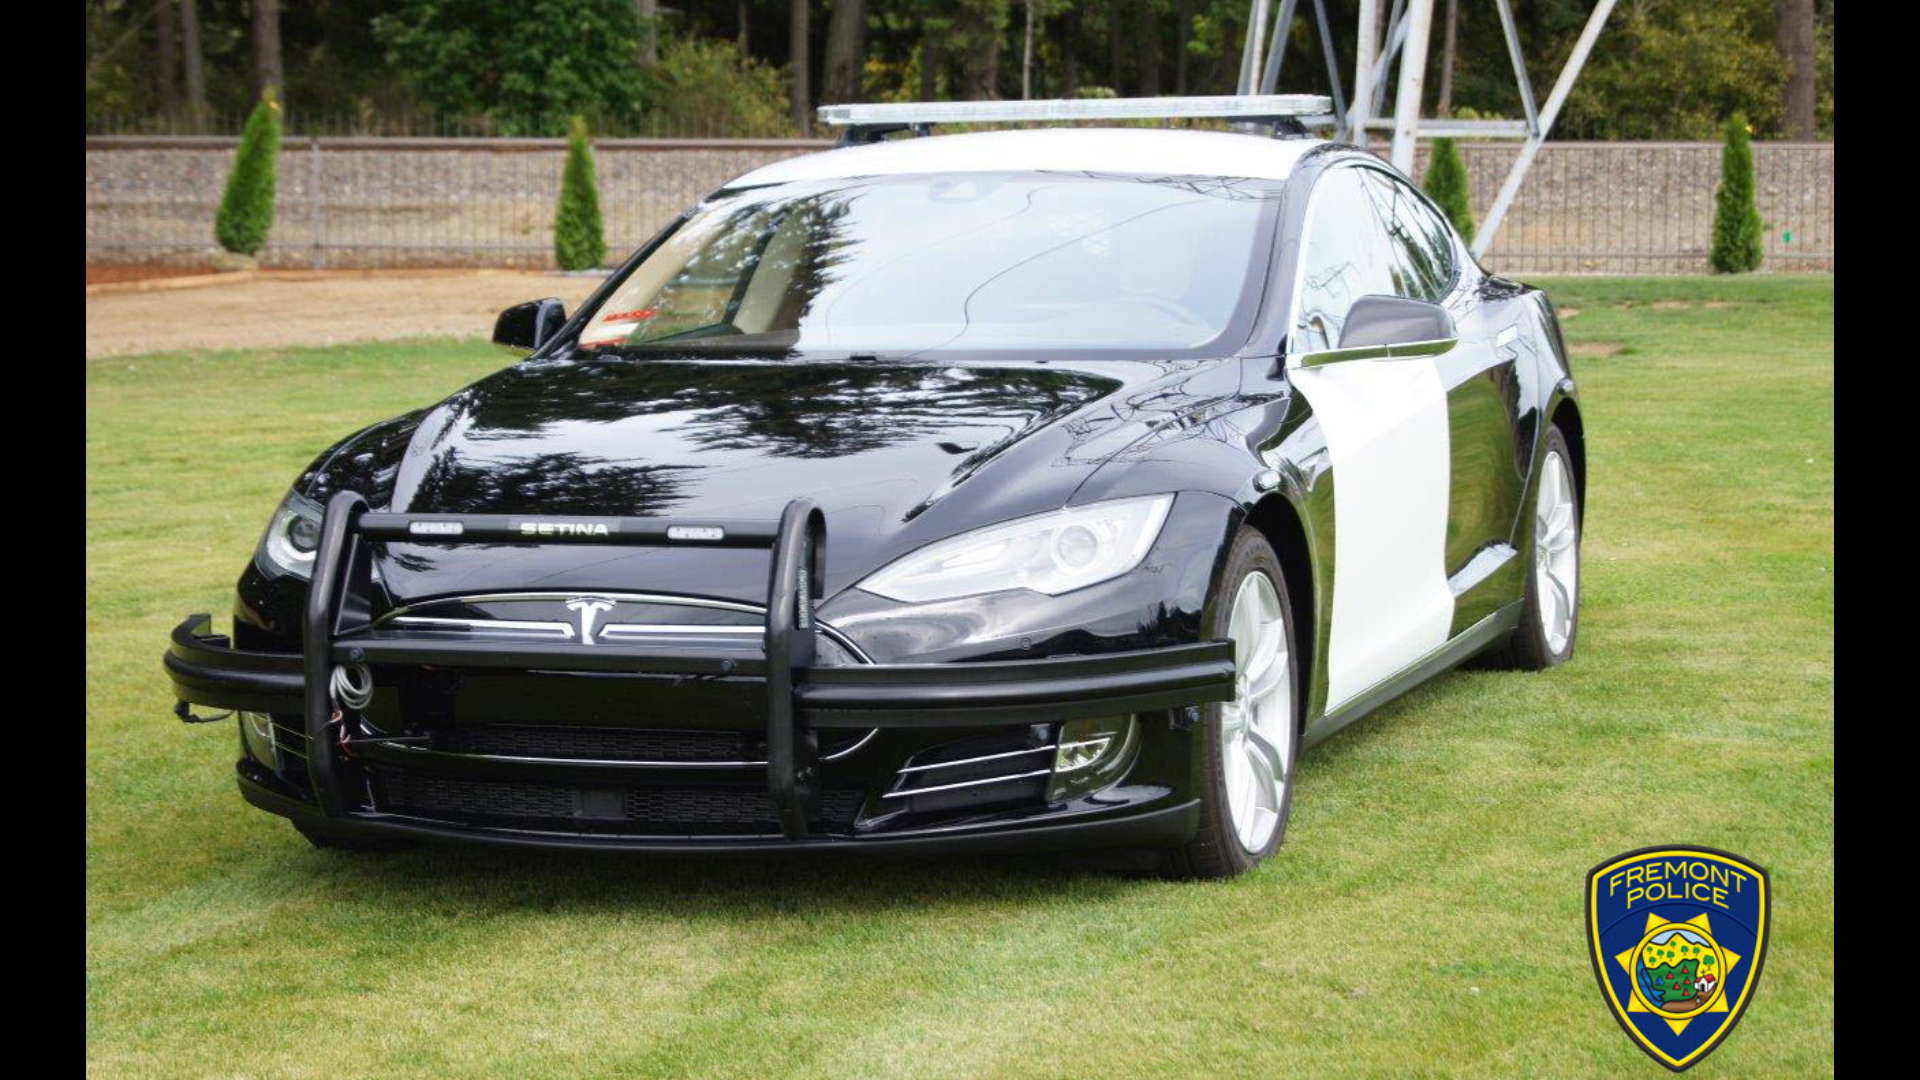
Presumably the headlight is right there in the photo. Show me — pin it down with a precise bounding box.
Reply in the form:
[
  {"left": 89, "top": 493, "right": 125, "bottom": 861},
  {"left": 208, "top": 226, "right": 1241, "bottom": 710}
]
[
  {"left": 857, "top": 495, "right": 1173, "bottom": 603},
  {"left": 255, "top": 490, "right": 323, "bottom": 578}
]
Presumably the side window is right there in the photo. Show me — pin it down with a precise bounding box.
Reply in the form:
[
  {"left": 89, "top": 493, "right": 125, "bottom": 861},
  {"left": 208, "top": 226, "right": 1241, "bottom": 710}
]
[
  {"left": 1363, "top": 170, "right": 1457, "bottom": 304},
  {"left": 1293, "top": 168, "right": 1399, "bottom": 352}
]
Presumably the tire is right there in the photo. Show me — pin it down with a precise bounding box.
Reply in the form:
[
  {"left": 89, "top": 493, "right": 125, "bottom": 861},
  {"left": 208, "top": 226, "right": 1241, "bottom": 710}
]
[
  {"left": 294, "top": 821, "right": 414, "bottom": 853},
  {"left": 1482, "top": 425, "right": 1581, "bottom": 671},
  {"left": 1163, "top": 527, "right": 1301, "bottom": 879}
]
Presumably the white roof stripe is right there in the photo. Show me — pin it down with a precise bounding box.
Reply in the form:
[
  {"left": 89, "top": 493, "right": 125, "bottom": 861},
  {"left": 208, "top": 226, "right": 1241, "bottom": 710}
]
[{"left": 729, "top": 128, "right": 1325, "bottom": 188}]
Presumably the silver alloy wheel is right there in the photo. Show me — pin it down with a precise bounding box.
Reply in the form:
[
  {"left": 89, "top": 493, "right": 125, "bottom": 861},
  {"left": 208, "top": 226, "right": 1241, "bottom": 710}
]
[
  {"left": 1535, "top": 449, "right": 1580, "bottom": 654},
  {"left": 1220, "top": 571, "right": 1293, "bottom": 853}
]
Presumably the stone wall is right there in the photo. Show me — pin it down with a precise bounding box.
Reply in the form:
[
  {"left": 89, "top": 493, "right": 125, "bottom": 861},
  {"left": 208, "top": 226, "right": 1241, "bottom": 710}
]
[{"left": 85, "top": 136, "right": 1834, "bottom": 274}]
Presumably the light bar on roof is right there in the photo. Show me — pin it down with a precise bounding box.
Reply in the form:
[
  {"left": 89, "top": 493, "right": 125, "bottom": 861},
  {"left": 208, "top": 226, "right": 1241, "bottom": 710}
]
[{"left": 817, "top": 95, "right": 1334, "bottom": 127}]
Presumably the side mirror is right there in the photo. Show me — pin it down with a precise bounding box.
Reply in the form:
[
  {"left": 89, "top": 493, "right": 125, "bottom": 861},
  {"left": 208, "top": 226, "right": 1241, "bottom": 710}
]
[
  {"left": 492, "top": 298, "right": 568, "bottom": 354},
  {"left": 1336, "top": 295, "right": 1456, "bottom": 350}
]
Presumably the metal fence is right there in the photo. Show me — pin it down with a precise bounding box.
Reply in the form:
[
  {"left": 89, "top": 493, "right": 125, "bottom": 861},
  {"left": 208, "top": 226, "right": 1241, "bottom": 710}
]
[
  {"left": 85, "top": 136, "right": 1834, "bottom": 275},
  {"left": 1427, "top": 140, "right": 1835, "bottom": 273}
]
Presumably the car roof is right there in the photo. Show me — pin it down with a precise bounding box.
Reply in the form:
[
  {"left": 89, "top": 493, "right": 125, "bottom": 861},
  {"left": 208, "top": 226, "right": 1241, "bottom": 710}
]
[{"left": 730, "top": 127, "right": 1327, "bottom": 187}]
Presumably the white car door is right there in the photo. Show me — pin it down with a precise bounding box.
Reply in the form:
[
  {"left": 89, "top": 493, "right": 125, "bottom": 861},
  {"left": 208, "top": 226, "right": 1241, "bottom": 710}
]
[{"left": 1283, "top": 165, "right": 1457, "bottom": 713}]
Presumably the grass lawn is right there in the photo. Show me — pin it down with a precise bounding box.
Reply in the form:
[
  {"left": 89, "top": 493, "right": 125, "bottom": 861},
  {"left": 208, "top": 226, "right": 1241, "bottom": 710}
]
[{"left": 86, "top": 275, "right": 1834, "bottom": 1079}]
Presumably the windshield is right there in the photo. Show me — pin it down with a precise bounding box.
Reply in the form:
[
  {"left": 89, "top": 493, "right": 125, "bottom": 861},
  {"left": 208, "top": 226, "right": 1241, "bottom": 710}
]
[{"left": 574, "top": 171, "right": 1282, "bottom": 358}]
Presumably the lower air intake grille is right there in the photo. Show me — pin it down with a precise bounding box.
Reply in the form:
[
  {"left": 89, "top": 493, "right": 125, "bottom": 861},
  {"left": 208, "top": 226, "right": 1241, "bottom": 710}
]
[
  {"left": 620, "top": 787, "right": 864, "bottom": 831},
  {"left": 418, "top": 724, "right": 867, "bottom": 764},
  {"left": 373, "top": 769, "right": 863, "bottom": 835}
]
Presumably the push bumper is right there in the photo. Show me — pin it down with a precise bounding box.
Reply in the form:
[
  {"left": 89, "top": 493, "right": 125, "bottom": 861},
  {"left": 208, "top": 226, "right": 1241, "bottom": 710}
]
[
  {"left": 168, "top": 494, "right": 1235, "bottom": 850},
  {"left": 166, "top": 614, "right": 1234, "bottom": 726}
]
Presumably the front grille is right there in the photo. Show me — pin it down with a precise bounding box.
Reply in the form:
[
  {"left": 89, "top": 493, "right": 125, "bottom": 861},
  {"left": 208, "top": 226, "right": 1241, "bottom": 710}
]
[
  {"left": 622, "top": 787, "right": 863, "bottom": 831},
  {"left": 416, "top": 724, "right": 867, "bottom": 764},
  {"left": 383, "top": 773, "right": 575, "bottom": 821},
  {"left": 373, "top": 769, "right": 864, "bottom": 835}
]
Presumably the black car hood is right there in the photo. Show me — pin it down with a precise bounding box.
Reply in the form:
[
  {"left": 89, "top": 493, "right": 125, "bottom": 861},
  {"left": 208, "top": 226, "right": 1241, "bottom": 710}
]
[{"left": 304, "top": 351, "right": 1241, "bottom": 606}]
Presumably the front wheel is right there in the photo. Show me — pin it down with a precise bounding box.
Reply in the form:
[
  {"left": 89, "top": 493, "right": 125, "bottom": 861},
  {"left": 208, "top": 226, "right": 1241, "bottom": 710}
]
[
  {"left": 1163, "top": 528, "right": 1300, "bottom": 879},
  {"left": 1484, "top": 425, "right": 1582, "bottom": 670}
]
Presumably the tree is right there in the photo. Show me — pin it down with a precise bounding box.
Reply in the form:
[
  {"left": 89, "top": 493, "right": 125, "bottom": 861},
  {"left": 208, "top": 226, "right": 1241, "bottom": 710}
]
[
  {"left": 1435, "top": 0, "right": 1458, "bottom": 116},
  {"left": 920, "top": 32, "right": 938, "bottom": 99},
  {"left": 1561, "top": 0, "right": 1788, "bottom": 140},
  {"left": 642, "top": 37, "right": 791, "bottom": 137},
  {"left": 823, "top": 0, "right": 867, "bottom": 103},
  {"left": 1710, "top": 114, "right": 1764, "bottom": 273},
  {"left": 83, "top": 0, "right": 1833, "bottom": 140},
  {"left": 554, "top": 116, "right": 607, "bottom": 271},
  {"left": 954, "top": 0, "right": 1009, "bottom": 99},
  {"left": 180, "top": 0, "right": 207, "bottom": 121},
  {"left": 214, "top": 91, "right": 281, "bottom": 256},
  {"left": 374, "top": 0, "right": 645, "bottom": 134},
  {"left": 1774, "top": 0, "right": 1816, "bottom": 139},
  {"left": 790, "top": 0, "right": 811, "bottom": 132},
  {"left": 155, "top": 0, "right": 178, "bottom": 114},
  {"left": 1173, "top": 0, "right": 1190, "bottom": 93},
  {"left": 637, "top": 0, "right": 659, "bottom": 69},
  {"left": 1422, "top": 136, "right": 1474, "bottom": 246},
  {"left": 1021, "top": 0, "right": 1035, "bottom": 99},
  {"left": 252, "top": 0, "right": 283, "bottom": 103},
  {"left": 1135, "top": 0, "right": 1160, "bottom": 96}
]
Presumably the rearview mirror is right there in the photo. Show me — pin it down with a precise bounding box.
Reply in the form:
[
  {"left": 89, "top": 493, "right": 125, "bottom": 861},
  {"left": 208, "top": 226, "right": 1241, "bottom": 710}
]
[
  {"left": 1336, "top": 295, "right": 1456, "bottom": 351},
  {"left": 492, "top": 298, "right": 568, "bottom": 354}
]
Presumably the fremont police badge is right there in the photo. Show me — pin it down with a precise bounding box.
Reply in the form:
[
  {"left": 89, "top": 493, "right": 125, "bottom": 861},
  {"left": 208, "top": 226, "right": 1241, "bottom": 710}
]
[{"left": 1587, "top": 846, "right": 1771, "bottom": 1071}]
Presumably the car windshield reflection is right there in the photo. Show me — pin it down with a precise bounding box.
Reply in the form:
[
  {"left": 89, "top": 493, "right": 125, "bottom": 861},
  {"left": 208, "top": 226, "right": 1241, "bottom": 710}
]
[{"left": 574, "top": 171, "right": 1283, "bottom": 360}]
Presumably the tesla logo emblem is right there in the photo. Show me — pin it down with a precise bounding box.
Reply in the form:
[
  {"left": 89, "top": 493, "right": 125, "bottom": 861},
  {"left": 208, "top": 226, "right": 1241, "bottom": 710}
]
[{"left": 565, "top": 597, "right": 616, "bottom": 644}]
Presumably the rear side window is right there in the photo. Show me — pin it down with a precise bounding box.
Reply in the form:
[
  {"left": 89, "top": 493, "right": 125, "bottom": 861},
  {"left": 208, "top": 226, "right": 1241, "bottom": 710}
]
[{"left": 1363, "top": 170, "right": 1457, "bottom": 303}]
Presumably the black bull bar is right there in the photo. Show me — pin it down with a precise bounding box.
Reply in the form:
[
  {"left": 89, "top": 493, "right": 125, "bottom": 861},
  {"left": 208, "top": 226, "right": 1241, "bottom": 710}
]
[{"left": 167, "top": 492, "right": 1237, "bottom": 840}]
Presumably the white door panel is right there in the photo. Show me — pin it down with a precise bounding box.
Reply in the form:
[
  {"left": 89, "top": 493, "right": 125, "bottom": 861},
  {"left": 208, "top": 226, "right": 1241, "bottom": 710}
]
[{"left": 1289, "top": 358, "right": 1455, "bottom": 710}]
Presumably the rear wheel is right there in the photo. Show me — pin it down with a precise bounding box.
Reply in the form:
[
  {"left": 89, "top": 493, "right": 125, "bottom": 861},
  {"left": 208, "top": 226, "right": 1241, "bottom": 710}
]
[
  {"left": 1164, "top": 528, "right": 1300, "bottom": 879},
  {"left": 1483, "top": 425, "right": 1581, "bottom": 670}
]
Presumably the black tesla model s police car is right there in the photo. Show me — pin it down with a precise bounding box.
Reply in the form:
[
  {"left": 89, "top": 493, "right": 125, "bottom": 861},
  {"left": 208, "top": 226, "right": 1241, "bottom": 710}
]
[{"left": 167, "top": 96, "right": 1583, "bottom": 877}]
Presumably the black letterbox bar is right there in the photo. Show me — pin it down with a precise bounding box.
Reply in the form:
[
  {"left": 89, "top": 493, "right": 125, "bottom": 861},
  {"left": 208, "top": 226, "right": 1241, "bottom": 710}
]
[{"left": 354, "top": 512, "right": 781, "bottom": 548}]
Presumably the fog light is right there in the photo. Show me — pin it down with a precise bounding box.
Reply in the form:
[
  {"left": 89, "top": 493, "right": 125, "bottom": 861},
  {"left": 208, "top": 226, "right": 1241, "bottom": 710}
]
[
  {"left": 1048, "top": 715, "right": 1138, "bottom": 803},
  {"left": 1055, "top": 734, "right": 1111, "bottom": 771},
  {"left": 239, "top": 710, "right": 278, "bottom": 767}
]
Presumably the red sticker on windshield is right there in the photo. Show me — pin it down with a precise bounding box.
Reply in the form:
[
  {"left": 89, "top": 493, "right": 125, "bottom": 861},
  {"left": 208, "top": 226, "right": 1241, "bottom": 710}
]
[{"left": 600, "top": 309, "right": 656, "bottom": 322}]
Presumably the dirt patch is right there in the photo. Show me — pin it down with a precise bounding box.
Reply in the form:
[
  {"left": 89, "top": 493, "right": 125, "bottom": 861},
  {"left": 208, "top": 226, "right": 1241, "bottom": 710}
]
[
  {"left": 1567, "top": 342, "right": 1628, "bottom": 359},
  {"left": 87, "top": 262, "right": 215, "bottom": 286},
  {"left": 85, "top": 270, "right": 607, "bottom": 358}
]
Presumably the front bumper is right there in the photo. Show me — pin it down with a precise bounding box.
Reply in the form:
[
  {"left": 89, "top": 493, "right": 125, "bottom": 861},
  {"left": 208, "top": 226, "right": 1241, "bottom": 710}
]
[
  {"left": 169, "top": 476, "right": 1237, "bottom": 851},
  {"left": 169, "top": 494, "right": 1235, "bottom": 851},
  {"left": 174, "top": 612, "right": 1227, "bottom": 850}
]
